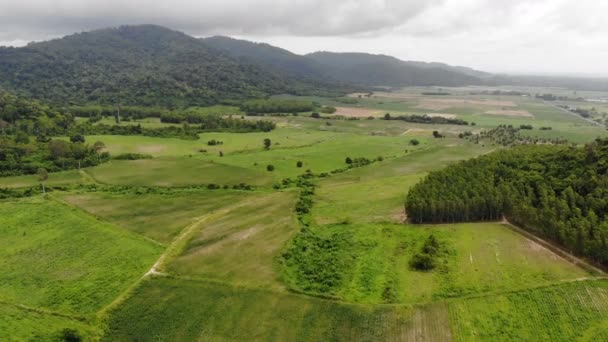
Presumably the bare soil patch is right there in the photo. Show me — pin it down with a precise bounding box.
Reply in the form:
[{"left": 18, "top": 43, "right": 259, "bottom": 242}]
[
  {"left": 137, "top": 145, "right": 166, "bottom": 154},
  {"left": 416, "top": 99, "right": 518, "bottom": 111},
  {"left": 334, "top": 107, "right": 379, "bottom": 118},
  {"left": 484, "top": 110, "right": 533, "bottom": 117},
  {"left": 426, "top": 113, "right": 457, "bottom": 119}
]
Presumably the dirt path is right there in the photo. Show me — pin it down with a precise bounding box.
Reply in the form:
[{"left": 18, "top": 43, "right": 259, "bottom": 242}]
[{"left": 97, "top": 197, "right": 260, "bottom": 319}]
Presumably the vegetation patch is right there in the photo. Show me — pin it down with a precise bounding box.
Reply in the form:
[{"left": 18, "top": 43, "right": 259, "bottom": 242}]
[{"left": 0, "top": 198, "right": 162, "bottom": 315}]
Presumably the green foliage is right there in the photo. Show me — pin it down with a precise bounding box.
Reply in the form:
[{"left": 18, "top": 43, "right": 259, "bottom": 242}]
[
  {"left": 406, "top": 139, "right": 608, "bottom": 266},
  {"left": 0, "top": 137, "right": 109, "bottom": 176},
  {"left": 409, "top": 139, "right": 420, "bottom": 146},
  {"left": 0, "top": 25, "right": 335, "bottom": 107},
  {"left": 266, "top": 164, "right": 275, "bottom": 171},
  {"left": 112, "top": 153, "right": 153, "bottom": 160},
  {"left": 0, "top": 199, "right": 162, "bottom": 314},
  {"left": 240, "top": 99, "right": 314, "bottom": 114},
  {"left": 387, "top": 114, "right": 469, "bottom": 126}
]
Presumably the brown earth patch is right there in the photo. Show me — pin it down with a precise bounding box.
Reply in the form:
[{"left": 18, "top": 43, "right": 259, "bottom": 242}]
[
  {"left": 484, "top": 109, "right": 533, "bottom": 117},
  {"left": 426, "top": 113, "right": 457, "bottom": 119},
  {"left": 417, "top": 99, "right": 518, "bottom": 111},
  {"left": 334, "top": 107, "right": 379, "bottom": 118}
]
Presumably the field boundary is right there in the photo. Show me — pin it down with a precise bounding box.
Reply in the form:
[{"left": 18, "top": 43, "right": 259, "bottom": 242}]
[
  {"left": 502, "top": 220, "right": 606, "bottom": 275},
  {"left": 0, "top": 299, "right": 88, "bottom": 322}
]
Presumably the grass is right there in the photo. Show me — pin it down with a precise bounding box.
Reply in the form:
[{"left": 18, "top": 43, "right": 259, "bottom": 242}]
[
  {"left": 0, "top": 303, "right": 98, "bottom": 341},
  {"left": 0, "top": 197, "right": 162, "bottom": 315},
  {"left": 199, "top": 132, "right": 434, "bottom": 179},
  {"left": 103, "top": 276, "right": 452, "bottom": 342},
  {"left": 281, "top": 223, "right": 589, "bottom": 305},
  {"left": 86, "top": 157, "right": 274, "bottom": 187},
  {"left": 450, "top": 280, "right": 608, "bottom": 341},
  {"left": 0, "top": 169, "right": 88, "bottom": 189},
  {"left": 84, "top": 129, "right": 337, "bottom": 157},
  {"left": 168, "top": 191, "right": 298, "bottom": 289},
  {"left": 60, "top": 190, "right": 255, "bottom": 244}
]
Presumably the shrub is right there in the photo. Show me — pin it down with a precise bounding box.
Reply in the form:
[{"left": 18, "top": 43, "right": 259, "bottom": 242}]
[
  {"left": 296, "top": 161, "right": 303, "bottom": 168},
  {"left": 409, "top": 139, "right": 420, "bottom": 146},
  {"left": 311, "top": 112, "right": 321, "bottom": 119},
  {"left": 267, "top": 164, "right": 275, "bottom": 172},
  {"left": 112, "top": 153, "right": 153, "bottom": 160},
  {"left": 410, "top": 253, "right": 435, "bottom": 271},
  {"left": 345, "top": 157, "right": 353, "bottom": 164}
]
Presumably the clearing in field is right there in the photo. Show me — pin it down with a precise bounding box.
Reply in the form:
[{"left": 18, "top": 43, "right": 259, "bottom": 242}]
[
  {"left": 86, "top": 157, "right": 274, "bottom": 187},
  {"left": 281, "top": 222, "right": 590, "bottom": 305},
  {"left": 60, "top": 190, "right": 255, "bottom": 244},
  {"left": 167, "top": 191, "right": 298, "bottom": 288},
  {"left": 484, "top": 109, "right": 534, "bottom": 117},
  {"left": 334, "top": 106, "right": 380, "bottom": 117},
  {"left": 0, "top": 198, "right": 162, "bottom": 315},
  {"left": 426, "top": 113, "right": 457, "bottom": 119},
  {"left": 416, "top": 99, "right": 518, "bottom": 111}
]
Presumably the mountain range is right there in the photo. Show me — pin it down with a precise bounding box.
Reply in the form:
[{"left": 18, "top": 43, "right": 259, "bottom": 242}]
[{"left": 0, "top": 25, "right": 606, "bottom": 107}]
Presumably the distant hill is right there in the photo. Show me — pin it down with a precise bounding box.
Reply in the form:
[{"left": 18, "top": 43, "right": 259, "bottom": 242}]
[
  {"left": 0, "top": 25, "right": 348, "bottom": 107},
  {"left": 8, "top": 25, "right": 603, "bottom": 107},
  {"left": 203, "top": 36, "right": 488, "bottom": 88},
  {"left": 202, "top": 36, "right": 329, "bottom": 80},
  {"left": 305, "top": 52, "right": 484, "bottom": 87}
]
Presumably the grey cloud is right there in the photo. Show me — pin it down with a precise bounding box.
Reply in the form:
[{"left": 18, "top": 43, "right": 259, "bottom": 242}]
[{"left": 0, "top": 0, "right": 443, "bottom": 42}]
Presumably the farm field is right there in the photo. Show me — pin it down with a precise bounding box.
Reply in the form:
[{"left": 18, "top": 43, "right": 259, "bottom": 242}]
[
  {"left": 2, "top": 86, "right": 608, "bottom": 340},
  {"left": 0, "top": 198, "right": 162, "bottom": 316},
  {"left": 281, "top": 223, "right": 589, "bottom": 305},
  {"left": 59, "top": 190, "right": 257, "bottom": 244},
  {"left": 103, "top": 276, "right": 452, "bottom": 342},
  {"left": 450, "top": 280, "right": 608, "bottom": 341}
]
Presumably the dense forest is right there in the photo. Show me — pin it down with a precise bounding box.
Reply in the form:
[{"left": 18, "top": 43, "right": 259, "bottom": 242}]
[
  {"left": 406, "top": 140, "right": 608, "bottom": 265},
  {"left": 240, "top": 99, "right": 315, "bottom": 114},
  {"left": 0, "top": 25, "right": 350, "bottom": 108}
]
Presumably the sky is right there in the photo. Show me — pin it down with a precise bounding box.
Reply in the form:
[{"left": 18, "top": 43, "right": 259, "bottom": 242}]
[{"left": 0, "top": 0, "right": 606, "bottom": 76}]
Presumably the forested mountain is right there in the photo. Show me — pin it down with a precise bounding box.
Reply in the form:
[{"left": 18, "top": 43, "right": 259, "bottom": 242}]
[
  {"left": 202, "top": 36, "right": 329, "bottom": 80},
  {"left": 306, "top": 52, "right": 484, "bottom": 87},
  {"left": 0, "top": 25, "right": 348, "bottom": 108},
  {"left": 406, "top": 140, "right": 608, "bottom": 266}
]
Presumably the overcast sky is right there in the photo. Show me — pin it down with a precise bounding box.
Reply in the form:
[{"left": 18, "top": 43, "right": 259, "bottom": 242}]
[{"left": 0, "top": 0, "right": 606, "bottom": 76}]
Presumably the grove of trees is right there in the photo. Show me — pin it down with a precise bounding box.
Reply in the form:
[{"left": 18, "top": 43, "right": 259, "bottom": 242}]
[{"left": 406, "top": 139, "right": 608, "bottom": 266}]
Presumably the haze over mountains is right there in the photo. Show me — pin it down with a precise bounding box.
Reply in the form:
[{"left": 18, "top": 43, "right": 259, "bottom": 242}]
[{"left": 0, "top": 25, "right": 607, "bottom": 107}]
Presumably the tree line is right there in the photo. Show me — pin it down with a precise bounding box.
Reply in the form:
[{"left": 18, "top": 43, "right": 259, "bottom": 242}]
[{"left": 406, "top": 139, "right": 608, "bottom": 266}]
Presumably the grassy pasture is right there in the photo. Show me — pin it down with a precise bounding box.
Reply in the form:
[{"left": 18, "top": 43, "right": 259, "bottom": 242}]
[
  {"left": 450, "top": 280, "right": 608, "bottom": 341},
  {"left": 168, "top": 191, "right": 298, "bottom": 289},
  {"left": 0, "top": 303, "right": 98, "bottom": 341},
  {"left": 60, "top": 191, "right": 255, "bottom": 244},
  {"left": 86, "top": 129, "right": 336, "bottom": 157},
  {"left": 0, "top": 198, "right": 162, "bottom": 315},
  {"left": 103, "top": 276, "right": 452, "bottom": 342},
  {"left": 0, "top": 169, "right": 88, "bottom": 189},
  {"left": 199, "top": 132, "right": 429, "bottom": 179},
  {"left": 282, "top": 223, "right": 589, "bottom": 305},
  {"left": 86, "top": 157, "right": 274, "bottom": 187}
]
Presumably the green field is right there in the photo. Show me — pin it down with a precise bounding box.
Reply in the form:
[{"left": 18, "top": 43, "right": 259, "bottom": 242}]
[
  {"left": 0, "top": 198, "right": 162, "bottom": 315},
  {"left": 60, "top": 190, "right": 256, "bottom": 244},
  {"left": 281, "top": 223, "right": 589, "bottom": 304},
  {"left": 450, "top": 280, "right": 608, "bottom": 341},
  {"left": 86, "top": 157, "right": 274, "bottom": 187},
  {"left": 168, "top": 191, "right": 298, "bottom": 289},
  {"left": 103, "top": 276, "right": 452, "bottom": 342},
  {"left": 2, "top": 87, "right": 607, "bottom": 340}
]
